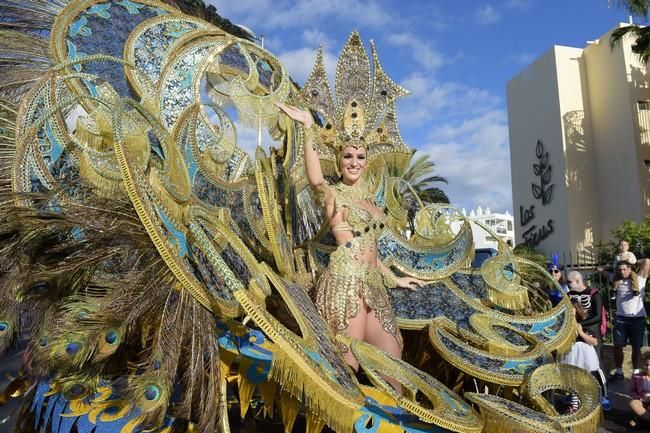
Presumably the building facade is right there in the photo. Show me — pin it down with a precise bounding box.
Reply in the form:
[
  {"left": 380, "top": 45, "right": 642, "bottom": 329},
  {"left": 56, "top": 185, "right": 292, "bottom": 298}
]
[
  {"left": 507, "top": 24, "right": 650, "bottom": 265},
  {"left": 460, "top": 207, "right": 515, "bottom": 250}
]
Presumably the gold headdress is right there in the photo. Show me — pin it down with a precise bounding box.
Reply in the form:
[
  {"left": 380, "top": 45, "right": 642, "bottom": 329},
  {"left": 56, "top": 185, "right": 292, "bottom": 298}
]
[{"left": 300, "top": 32, "right": 412, "bottom": 169}]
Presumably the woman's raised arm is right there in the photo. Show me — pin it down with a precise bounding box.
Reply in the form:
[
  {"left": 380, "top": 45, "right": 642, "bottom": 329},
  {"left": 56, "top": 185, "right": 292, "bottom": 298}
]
[{"left": 276, "top": 103, "right": 327, "bottom": 194}]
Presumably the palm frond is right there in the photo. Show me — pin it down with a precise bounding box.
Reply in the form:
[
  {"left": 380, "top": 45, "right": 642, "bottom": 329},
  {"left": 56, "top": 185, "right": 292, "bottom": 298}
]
[
  {"left": 612, "top": 0, "right": 650, "bottom": 17},
  {"left": 611, "top": 25, "right": 650, "bottom": 64}
]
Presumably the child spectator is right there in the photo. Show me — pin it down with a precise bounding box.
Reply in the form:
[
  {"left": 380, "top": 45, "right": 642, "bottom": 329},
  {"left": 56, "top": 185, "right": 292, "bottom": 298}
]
[
  {"left": 629, "top": 353, "right": 650, "bottom": 429},
  {"left": 616, "top": 240, "right": 637, "bottom": 266}
]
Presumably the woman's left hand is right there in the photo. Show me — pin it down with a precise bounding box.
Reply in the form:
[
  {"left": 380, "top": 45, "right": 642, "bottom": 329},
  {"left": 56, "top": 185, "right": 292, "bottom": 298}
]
[
  {"left": 396, "top": 276, "right": 426, "bottom": 291},
  {"left": 275, "top": 102, "right": 314, "bottom": 128}
]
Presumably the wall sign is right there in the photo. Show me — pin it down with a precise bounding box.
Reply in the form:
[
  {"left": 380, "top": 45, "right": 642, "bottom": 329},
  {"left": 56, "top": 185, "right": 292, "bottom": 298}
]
[
  {"left": 520, "top": 140, "right": 554, "bottom": 247},
  {"left": 531, "top": 140, "right": 553, "bottom": 205}
]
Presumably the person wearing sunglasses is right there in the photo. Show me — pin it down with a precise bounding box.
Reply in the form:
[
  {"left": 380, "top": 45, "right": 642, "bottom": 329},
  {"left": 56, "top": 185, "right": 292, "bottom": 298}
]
[{"left": 545, "top": 262, "right": 567, "bottom": 306}]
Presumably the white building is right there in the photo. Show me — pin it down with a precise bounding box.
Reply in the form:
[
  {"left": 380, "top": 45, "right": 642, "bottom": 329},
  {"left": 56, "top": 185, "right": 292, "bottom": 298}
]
[
  {"left": 461, "top": 206, "right": 515, "bottom": 249},
  {"left": 507, "top": 24, "right": 650, "bottom": 265}
]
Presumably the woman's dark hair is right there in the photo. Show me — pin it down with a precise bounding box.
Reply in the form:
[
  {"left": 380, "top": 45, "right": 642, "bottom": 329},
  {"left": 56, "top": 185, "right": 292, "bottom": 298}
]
[{"left": 571, "top": 298, "right": 587, "bottom": 322}]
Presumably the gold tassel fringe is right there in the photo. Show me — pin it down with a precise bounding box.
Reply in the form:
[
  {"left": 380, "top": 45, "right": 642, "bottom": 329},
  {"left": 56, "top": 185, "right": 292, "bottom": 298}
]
[
  {"left": 269, "top": 348, "right": 359, "bottom": 433},
  {"left": 487, "top": 287, "right": 530, "bottom": 311}
]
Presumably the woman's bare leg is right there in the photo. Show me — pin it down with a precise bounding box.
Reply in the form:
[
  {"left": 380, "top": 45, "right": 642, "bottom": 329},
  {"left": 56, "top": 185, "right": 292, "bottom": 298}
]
[
  {"left": 365, "top": 310, "right": 403, "bottom": 394},
  {"left": 341, "top": 298, "right": 368, "bottom": 371}
]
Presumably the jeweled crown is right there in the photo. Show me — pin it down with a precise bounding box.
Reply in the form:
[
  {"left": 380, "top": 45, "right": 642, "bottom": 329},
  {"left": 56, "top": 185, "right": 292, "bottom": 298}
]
[{"left": 300, "top": 32, "right": 411, "bottom": 162}]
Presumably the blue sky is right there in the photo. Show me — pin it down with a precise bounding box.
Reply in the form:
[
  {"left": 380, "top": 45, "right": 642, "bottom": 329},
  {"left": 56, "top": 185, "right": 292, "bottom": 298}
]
[{"left": 208, "top": 0, "right": 632, "bottom": 213}]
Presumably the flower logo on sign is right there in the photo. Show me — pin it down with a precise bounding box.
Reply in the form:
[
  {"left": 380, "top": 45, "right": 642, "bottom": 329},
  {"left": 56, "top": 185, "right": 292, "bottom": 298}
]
[{"left": 531, "top": 140, "right": 553, "bottom": 205}]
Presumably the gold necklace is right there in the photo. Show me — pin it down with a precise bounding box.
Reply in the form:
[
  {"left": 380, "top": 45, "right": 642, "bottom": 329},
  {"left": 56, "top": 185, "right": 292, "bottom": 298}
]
[{"left": 334, "top": 181, "right": 371, "bottom": 204}]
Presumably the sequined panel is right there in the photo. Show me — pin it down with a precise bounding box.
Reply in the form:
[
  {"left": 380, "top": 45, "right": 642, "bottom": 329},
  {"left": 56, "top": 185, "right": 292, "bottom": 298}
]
[
  {"left": 448, "top": 271, "right": 488, "bottom": 299},
  {"left": 219, "top": 244, "right": 251, "bottom": 287},
  {"left": 388, "top": 282, "right": 477, "bottom": 326},
  {"left": 64, "top": 1, "right": 164, "bottom": 98},
  {"left": 225, "top": 149, "right": 250, "bottom": 180},
  {"left": 508, "top": 307, "right": 568, "bottom": 344},
  {"left": 493, "top": 325, "right": 528, "bottom": 346},
  {"left": 159, "top": 41, "right": 223, "bottom": 129},
  {"left": 193, "top": 171, "right": 230, "bottom": 205},
  {"left": 249, "top": 51, "right": 278, "bottom": 91},
  {"left": 189, "top": 243, "right": 237, "bottom": 304},
  {"left": 377, "top": 228, "right": 471, "bottom": 279},
  {"left": 131, "top": 18, "right": 202, "bottom": 88},
  {"left": 49, "top": 150, "right": 84, "bottom": 198},
  {"left": 27, "top": 159, "right": 49, "bottom": 193},
  {"left": 15, "top": 83, "right": 53, "bottom": 193},
  {"left": 431, "top": 328, "right": 548, "bottom": 384},
  {"left": 465, "top": 393, "right": 561, "bottom": 428},
  {"left": 277, "top": 277, "right": 358, "bottom": 394},
  {"left": 217, "top": 43, "right": 251, "bottom": 75},
  {"left": 192, "top": 173, "right": 261, "bottom": 254}
]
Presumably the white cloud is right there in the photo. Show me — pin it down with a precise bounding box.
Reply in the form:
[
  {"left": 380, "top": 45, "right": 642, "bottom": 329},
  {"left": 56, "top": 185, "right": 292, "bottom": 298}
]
[
  {"left": 262, "top": 36, "right": 284, "bottom": 52},
  {"left": 393, "top": 72, "right": 510, "bottom": 211},
  {"left": 475, "top": 5, "right": 501, "bottom": 24},
  {"left": 277, "top": 46, "right": 337, "bottom": 85},
  {"left": 302, "top": 29, "right": 335, "bottom": 49},
  {"left": 386, "top": 33, "right": 445, "bottom": 72},
  {"left": 208, "top": 0, "right": 393, "bottom": 31},
  {"left": 505, "top": 52, "right": 537, "bottom": 66},
  {"left": 420, "top": 111, "right": 512, "bottom": 212},
  {"left": 504, "top": 0, "right": 532, "bottom": 10},
  {"left": 397, "top": 73, "right": 500, "bottom": 128}
]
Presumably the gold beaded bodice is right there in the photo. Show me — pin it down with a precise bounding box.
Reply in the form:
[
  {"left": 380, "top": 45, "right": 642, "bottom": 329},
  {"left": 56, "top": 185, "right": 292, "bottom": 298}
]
[
  {"left": 328, "top": 182, "right": 387, "bottom": 277},
  {"left": 315, "top": 182, "right": 401, "bottom": 347}
]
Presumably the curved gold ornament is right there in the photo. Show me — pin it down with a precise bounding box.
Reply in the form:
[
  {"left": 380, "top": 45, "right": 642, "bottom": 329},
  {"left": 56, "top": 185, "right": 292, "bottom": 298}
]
[
  {"left": 428, "top": 318, "right": 551, "bottom": 387},
  {"left": 465, "top": 393, "right": 566, "bottom": 433},
  {"left": 345, "top": 337, "right": 483, "bottom": 433},
  {"left": 111, "top": 97, "right": 227, "bottom": 315},
  {"left": 524, "top": 364, "right": 602, "bottom": 433}
]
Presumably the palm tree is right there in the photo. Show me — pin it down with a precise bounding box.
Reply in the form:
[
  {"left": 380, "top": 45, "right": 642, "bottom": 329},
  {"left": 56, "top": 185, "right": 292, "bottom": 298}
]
[
  {"left": 388, "top": 152, "right": 449, "bottom": 233},
  {"left": 610, "top": 1, "right": 650, "bottom": 63},
  {"left": 399, "top": 153, "right": 450, "bottom": 204}
]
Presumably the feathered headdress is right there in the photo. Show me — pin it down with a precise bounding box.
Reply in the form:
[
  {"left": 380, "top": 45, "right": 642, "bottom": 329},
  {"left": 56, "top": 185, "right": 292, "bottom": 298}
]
[{"left": 547, "top": 252, "right": 563, "bottom": 272}]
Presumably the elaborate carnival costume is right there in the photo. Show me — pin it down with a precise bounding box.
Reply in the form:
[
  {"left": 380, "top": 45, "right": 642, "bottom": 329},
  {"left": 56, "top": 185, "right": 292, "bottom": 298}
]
[
  {"left": 0, "top": 0, "right": 604, "bottom": 432},
  {"left": 300, "top": 54, "right": 407, "bottom": 347},
  {"left": 314, "top": 180, "right": 403, "bottom": 350}
]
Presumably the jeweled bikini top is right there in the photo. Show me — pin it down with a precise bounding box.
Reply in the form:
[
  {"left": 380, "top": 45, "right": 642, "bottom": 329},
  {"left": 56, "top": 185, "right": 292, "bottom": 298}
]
[{"left": 330, "top": 182, "right": 386, "bottom": 241}]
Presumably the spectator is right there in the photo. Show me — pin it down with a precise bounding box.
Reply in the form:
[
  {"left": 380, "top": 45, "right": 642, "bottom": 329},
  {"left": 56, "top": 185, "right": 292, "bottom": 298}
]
[
  {"left": 610, "top": 261, "right": 647, "bottom": 382},
  {"left": 561, "top": 298, "right": 609, "bottom": 412},
  {"left": 567, "top": 271, "right": 603, "bottom": 358},
  {"left": 629, "top": 352, "right": 650, "bottom": 429},
  {"left": 546, "top": 261, "right": 567, "bottom": 306},
  {"left": 616, "top": 240, "right": 637, "bottom": 266}
]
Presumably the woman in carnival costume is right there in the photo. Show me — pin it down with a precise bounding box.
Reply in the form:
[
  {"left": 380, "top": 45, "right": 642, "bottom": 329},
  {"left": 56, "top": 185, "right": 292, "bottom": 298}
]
[{"left": 276, "top": 102, "right": 424, "bottom": 384}]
